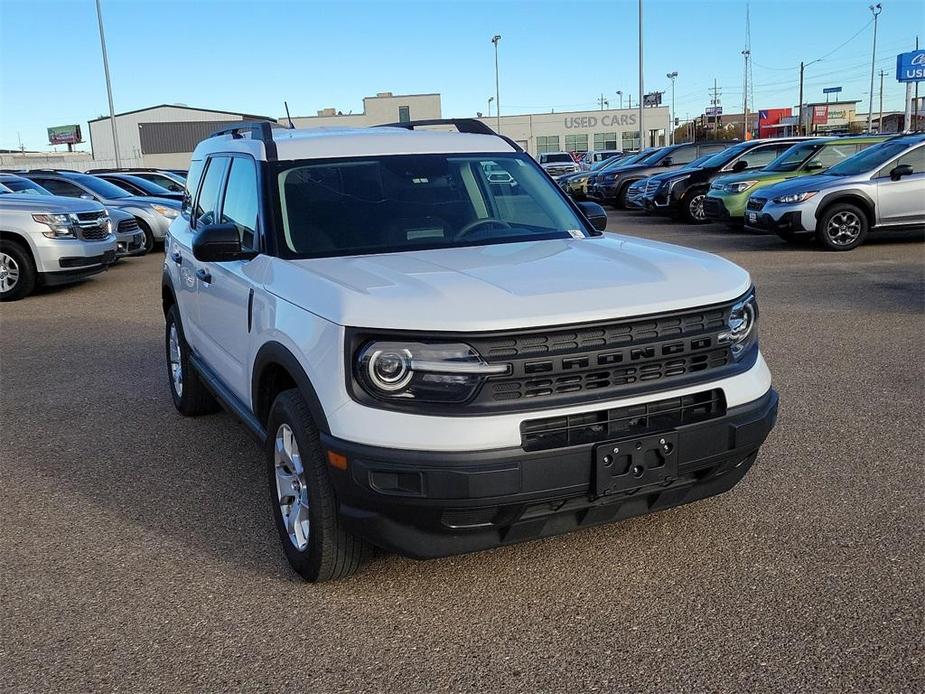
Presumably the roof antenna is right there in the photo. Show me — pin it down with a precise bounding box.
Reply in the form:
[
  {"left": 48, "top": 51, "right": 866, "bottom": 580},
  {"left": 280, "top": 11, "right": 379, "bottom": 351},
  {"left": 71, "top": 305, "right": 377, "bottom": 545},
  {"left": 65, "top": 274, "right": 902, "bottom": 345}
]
[{"left": 284, "top": 101, "right": 295, "bottom": 129}]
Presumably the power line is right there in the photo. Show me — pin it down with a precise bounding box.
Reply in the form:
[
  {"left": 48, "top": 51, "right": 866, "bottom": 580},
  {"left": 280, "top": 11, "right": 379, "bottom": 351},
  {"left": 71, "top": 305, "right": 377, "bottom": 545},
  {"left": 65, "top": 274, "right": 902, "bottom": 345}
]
[{"left": 753, "top": 17, "right": 873, "bottom": 71}]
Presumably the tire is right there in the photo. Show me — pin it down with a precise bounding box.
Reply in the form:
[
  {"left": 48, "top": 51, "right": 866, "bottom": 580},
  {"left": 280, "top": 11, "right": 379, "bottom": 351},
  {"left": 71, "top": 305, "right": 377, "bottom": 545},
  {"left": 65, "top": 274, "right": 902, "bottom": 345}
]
[
  {"left": 165, "top": 304, "right": 220, "bottom": 416},
  {"left": 0, "top": 240, "right": 36, "bottom": 302},
  {"left": 682, "top": 190, "right": 709, "bottom": 224},
  {"left": 266, "top": 389, "right": 371, "bottom": 582},
  {"left": 137, "top": 218, "right": 155, "bottom": 254},
  {"left": 614, "top": 182, "right": 632, "bottom": 209},
  {"left": 815, "top": 203, "right": 868, "bottom": 251}
]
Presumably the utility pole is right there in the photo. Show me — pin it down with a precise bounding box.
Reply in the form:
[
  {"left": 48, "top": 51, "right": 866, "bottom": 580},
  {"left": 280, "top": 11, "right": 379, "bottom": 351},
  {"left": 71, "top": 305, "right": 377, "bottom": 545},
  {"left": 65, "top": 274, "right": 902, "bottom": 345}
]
[
  {"left": 798, "top": 61, "right": 805, "bottom": 136},
  {"left": 878, "top": 70, "right": 886, "bottom": 132},
  {"left": 491, "top": 35, "right": 502, "bottom": 134},
  {"left": 487, "top": 96, "right": 493, "bottom": 119},
  {"left": 95, "top": 0, "right": 121, "bottom": 167},
  {"left": 867, "top": 3, "right": 882, "bottom": 134},
  {"left": 708, "top": 79, "right": 722, "bottom": 135},
  {"left": 638, "top": 0, "right": 644, "bottom": 150},
  {"left": 742, "top": 49, "right": 751, "bottom": 140},
  {"left": 666, "top": 72, "right": 678, "bottom": 145}
]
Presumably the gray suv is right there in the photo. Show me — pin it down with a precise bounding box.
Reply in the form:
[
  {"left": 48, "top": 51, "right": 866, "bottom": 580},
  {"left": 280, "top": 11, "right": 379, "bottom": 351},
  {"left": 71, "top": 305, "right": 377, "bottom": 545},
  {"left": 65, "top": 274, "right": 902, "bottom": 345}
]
[
  {"left": 746, "top": 133, "right": 925, "bottom": 250},
  {"left": 19, "top": 170, "right": 180, "bottom": 253}
]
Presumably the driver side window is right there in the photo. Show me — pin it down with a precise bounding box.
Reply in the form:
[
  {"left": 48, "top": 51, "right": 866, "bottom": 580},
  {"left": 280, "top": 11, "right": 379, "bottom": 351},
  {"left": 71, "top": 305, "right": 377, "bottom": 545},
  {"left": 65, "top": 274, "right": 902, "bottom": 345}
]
[{"left": 876, "top": 146, "right": 925, "bottom": 178}]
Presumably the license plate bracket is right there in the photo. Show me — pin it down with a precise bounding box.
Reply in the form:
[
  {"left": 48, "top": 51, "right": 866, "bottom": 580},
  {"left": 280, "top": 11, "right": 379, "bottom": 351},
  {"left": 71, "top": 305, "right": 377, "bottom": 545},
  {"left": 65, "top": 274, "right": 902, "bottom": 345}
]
[
  {"left": 747, "top": 211, "right": 757, "bottom": 223},
  {"left": 594, "top": 433, "right": 679, "bottom": 497}
]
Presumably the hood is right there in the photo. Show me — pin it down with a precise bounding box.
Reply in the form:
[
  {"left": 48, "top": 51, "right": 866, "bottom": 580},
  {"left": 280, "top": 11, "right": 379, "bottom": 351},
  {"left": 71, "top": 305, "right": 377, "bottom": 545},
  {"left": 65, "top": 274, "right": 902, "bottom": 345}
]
[
  {"left": 106, "top": 207, "right": 134, "bottom": 223},
  {"left": 648, "top": 166, "right": 702, "bottom": 183},
  {"left": 266, "top": 236, "right": 751, "bottom": 331},
  {"left": 106, "top": 195, "right": 180, "bottom": 209},
  {"left": 759, "top": 174, "right": 845, "bottom": 199},
  {"left": 0, "top": 193, "right": 104, "bottom": 215}
]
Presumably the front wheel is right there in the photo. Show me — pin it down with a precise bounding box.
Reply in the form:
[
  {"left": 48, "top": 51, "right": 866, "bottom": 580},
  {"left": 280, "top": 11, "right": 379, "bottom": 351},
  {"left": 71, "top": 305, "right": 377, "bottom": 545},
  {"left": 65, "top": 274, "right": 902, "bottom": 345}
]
[
  {"left": 266, "top": 390, "right": 371, "bottom": 582},
  {"left": 0, "top": 241, "right": 36, "bottom": 302},
  {"left": 816, "top": 203, "right": 868, "bottom": 251},
  {"left": 682, "top": 190, "right": 708, "bottom": 224},
  {"left": 137, "top": 218, "right": 155, "bottom": 254},
  {"left": 165, "top": 305, "right": 220, "bottom": 416}
]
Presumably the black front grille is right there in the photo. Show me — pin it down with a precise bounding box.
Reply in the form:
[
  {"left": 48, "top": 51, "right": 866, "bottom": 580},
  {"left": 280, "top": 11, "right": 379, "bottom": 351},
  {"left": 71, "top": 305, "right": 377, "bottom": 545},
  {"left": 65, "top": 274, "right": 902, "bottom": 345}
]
[
  {"left": 747, "top": 197, "right": 767, "bottom": 211},
  {"left": 703, "top": 197, "right": 724, "bottom": 217},
  {"left": 74, "top": 211, "right": 109, "bottom": 240},
  {"left": 76, "top": 211, "right": 104, "bottom": 221},
  {"left": 521, "top": 389, "right": 726, "bottom": 451},
  {"left": 117, "top": 218, "right": 140, "bottom": 233},
  {"left": 80, "top": 225, "right": 109, "bottom": 240}
]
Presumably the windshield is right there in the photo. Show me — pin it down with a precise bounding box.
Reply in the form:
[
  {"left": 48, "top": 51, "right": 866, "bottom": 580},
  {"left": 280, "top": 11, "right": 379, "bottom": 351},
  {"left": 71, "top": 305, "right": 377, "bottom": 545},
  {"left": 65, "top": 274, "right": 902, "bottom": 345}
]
[
  {"left": 275, "top": 153, "right": 592, "bottom": 258},
  {"left": 138, "top": 172, "right": 185, "bottom": 192},
  {"left": 118, "top": 175, "right": 172, "bottom": 195},
  {"left": 0, "top": 183, "right": 12, "bottom": 193},
  {"left": 825, "top": 141, "right": 910, "bottom": 176},
  {"left": 1, "top": 177, "right": 53, "bottom": 195},
  {"left": 765, "top": 142, "right": 824, "bottom": 172},
  {"left": 72, "top": 173, "right": 132, "bottom": 199},
  {"left": 541, "top": 153, "right": 573, "bottom": 163},
  {"left": 681, "top": 153, "right": 714, "bottom": 170}
]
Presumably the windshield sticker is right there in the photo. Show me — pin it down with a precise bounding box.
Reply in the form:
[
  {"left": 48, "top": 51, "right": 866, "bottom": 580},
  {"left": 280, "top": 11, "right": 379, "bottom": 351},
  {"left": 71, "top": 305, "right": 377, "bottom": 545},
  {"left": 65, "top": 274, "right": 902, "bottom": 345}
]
[{"left": 566, "top": 229, "right": 584, "bottom": 239}]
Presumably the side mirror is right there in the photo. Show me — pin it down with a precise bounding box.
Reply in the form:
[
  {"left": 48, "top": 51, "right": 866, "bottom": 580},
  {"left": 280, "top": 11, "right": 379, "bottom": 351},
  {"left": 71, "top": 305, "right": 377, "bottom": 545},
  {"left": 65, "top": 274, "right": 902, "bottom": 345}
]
[
  {"left": 804, "top": 161, "right": 824, "bottom": 171},
  {"left": 732, "top": 160, "right": 749, "bottom": 172},
  {"left": 890, "top": 163, "right": 914, "bottom": 181},
  {"left": 192, "top": 223, "right": 256, "bottom": 262},
  {"left": 661, "top": 157, "right": 673, "bottom": 167},
  {"left": 577, "top": 201, "right": 608, "bottom": 232}
]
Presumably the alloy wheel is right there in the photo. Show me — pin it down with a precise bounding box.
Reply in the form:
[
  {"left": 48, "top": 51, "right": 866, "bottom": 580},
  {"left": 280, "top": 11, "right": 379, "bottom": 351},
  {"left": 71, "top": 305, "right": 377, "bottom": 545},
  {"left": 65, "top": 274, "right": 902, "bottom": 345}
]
[
  {"left": 168, "top": 323, "right": 183, "bottom": 396},
  {"left": 0, "top": 252, "right": 20, "bottom": 294},
  {"left": 274, "top": 423, "right": 310, "bottom": 551},
  {"left": 825, "top": 211, "right": 862, "bottom": 246},
  {"left": 689, "top": 194, "right": 706, "bottom": 221}
]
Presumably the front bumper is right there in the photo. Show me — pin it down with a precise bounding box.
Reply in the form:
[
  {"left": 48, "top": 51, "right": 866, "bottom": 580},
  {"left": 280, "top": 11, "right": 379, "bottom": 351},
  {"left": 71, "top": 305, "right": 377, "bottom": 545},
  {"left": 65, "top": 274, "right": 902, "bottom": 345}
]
[
  {"left": 744, "top": 208, "right": 808, "bottom": 234},
  {"left": 324, "top": 388, "right": 778, "bottom": 559},
  {"left": 115, "top": 230, "right": 146, "bottom": 257},
  {"left": 703, "top": 194, "right": 739, "bottom": 223}
]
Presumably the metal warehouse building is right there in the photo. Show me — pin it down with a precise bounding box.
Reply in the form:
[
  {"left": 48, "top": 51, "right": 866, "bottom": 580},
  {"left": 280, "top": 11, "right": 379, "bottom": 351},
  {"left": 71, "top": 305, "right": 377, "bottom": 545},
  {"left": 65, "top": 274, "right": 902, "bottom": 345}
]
[{"left": 87, "top": 93, "right": 670, "bottom": 168}]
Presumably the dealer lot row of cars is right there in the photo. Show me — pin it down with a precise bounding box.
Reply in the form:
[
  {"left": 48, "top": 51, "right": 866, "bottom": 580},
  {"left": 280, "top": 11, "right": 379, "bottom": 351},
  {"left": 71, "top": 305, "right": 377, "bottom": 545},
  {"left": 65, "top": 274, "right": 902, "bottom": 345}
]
[
  {"left": 556, "top": 132, "right": 925, "bottom": 251},
  {"left": 0, "top": 168, "right": 186, "bottom": 300}
]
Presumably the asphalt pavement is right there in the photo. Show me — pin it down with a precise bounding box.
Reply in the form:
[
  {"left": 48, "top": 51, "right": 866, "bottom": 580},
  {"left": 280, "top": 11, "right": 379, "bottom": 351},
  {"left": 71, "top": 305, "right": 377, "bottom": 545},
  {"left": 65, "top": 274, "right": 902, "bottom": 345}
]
[{"left": 1, "top": 214, "right": 923, "bottom": 693}]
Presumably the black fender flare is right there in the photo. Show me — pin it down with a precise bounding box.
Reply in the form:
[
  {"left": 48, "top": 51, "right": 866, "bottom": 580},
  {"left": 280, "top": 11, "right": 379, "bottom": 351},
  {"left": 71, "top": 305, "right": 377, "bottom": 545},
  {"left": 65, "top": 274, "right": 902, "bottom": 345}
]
[
  {"left": 252, "top": 341, "right": 330, "bottom": 434},
  {"left": 814, "top": 189, "right": 875, "bottom": 225},
  {"left": 161, "top": 266, "right": 177, "bottom": 315}
]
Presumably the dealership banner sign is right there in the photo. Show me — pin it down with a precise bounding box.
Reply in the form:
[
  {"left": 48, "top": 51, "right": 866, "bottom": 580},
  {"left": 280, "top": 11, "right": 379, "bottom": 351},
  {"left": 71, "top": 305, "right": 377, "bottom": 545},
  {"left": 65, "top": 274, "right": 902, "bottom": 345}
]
[
  {"left": 896, "top": 50, "right": 925, "bottom": 82},
  {"left": 811, "top": 105, "right": 829, "bottom": 125}
]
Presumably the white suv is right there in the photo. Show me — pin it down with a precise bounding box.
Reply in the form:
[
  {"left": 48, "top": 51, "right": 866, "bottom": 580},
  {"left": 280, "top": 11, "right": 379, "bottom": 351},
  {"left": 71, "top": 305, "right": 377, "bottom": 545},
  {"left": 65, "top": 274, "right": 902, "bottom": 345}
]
[{"left": 162, "top": 120, "right": 778, "bottom": 582}]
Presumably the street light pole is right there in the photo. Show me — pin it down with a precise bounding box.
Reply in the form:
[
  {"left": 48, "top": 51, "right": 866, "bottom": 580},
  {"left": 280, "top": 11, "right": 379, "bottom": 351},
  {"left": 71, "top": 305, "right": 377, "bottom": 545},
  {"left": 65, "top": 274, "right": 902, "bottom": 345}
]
[
  {"left": 867, "top": 3, "right": 882, "bottom": 134},
  {"left": 616, "top": 91, "right": 623, "bottom": 109},
  {"left": 666, "top": 72, "right": 678, "bottom": 144},
  {"left": 638, "top": 0, "right": 644, "bottom": 150},
  {"left": 95, "top": 0, "right": 121, "bottom": 167},
  {"left": 491, "top": 35, "right": 502, "bottom": 134},
  {"left": 488, "top": 96, "right": 494, "bottom": 119}
]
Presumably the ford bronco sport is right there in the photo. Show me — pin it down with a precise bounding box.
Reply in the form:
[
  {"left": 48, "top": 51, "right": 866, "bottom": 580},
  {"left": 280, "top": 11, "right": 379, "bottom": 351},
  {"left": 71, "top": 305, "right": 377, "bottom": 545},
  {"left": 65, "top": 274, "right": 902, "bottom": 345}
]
[{"left": 162, "top": 119, "right": 778, "bottom": 582}]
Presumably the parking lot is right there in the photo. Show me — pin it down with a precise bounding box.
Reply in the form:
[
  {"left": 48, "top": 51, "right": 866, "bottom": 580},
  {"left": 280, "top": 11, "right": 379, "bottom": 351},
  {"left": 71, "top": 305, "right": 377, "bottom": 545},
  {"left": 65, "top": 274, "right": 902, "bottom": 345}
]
[{"left": 1, "top": 213, "right": 922, "bottom": 692}]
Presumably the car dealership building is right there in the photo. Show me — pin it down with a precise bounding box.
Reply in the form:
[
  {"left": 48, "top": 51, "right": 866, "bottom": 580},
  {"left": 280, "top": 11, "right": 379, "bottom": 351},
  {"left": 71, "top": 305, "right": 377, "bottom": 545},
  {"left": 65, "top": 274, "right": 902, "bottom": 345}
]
[{"left": 81, "top": 92, "right": 671, "bottom": 169}]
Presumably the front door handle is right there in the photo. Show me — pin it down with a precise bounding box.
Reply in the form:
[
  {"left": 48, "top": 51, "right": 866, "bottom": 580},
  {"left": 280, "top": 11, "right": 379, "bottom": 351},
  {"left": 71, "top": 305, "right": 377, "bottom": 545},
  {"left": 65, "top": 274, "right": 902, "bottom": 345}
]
[
  {"left": 169, "top": 249, "right": 182, "bottom": 265},
  {"left": 195, "top": 268, "right": 212, "bottom": 284}
]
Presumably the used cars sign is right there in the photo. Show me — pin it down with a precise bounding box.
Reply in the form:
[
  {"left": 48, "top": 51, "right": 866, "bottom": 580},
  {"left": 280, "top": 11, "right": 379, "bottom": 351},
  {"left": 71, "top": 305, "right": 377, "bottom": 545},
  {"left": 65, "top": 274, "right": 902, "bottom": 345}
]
[{"left": 896, "top": 50, "right": 925, "bottom": 83}]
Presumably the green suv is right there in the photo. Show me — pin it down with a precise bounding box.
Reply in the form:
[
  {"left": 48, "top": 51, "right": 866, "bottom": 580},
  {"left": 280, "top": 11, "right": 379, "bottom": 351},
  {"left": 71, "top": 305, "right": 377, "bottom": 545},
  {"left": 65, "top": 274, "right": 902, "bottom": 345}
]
[{"left": 704, "top": 135, "right": 887, "bottom": 226}]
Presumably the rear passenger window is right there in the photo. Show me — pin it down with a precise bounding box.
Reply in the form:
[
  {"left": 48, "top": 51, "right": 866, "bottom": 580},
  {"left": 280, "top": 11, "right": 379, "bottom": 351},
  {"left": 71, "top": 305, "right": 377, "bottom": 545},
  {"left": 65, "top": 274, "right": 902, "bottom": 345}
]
[
  {"left": 670, "top": 146, "right": 697, "bottom": 165},
  {"left": 194, "top": 157, "right": 229, "bottom": 227},
  {"left": 220, "top": 157, "right": 259, "bottom": 249}
]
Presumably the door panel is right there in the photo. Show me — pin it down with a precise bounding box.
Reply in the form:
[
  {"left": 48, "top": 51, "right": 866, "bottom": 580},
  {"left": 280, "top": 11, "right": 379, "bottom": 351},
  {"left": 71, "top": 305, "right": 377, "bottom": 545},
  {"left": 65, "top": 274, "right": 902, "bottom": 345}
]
[{"left": 875, "top": 145, "right": 925, "bottom": 226}]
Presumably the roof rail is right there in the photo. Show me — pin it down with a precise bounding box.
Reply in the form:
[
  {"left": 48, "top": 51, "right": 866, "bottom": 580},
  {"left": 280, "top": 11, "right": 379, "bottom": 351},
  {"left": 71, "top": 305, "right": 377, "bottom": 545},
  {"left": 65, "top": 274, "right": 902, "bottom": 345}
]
[
  {"left": 374, "top": 118, "right": 524, "bottom": 152},
  {"left": 208, "top": 121, "right": 278, "bottom": 160}
]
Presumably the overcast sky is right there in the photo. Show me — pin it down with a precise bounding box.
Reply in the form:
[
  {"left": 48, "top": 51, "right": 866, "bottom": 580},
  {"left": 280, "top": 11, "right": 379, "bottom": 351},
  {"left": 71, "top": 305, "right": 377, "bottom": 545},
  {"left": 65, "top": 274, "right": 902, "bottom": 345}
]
[{"left": 0, "top": 0, "right": 922, "bottom": 151}]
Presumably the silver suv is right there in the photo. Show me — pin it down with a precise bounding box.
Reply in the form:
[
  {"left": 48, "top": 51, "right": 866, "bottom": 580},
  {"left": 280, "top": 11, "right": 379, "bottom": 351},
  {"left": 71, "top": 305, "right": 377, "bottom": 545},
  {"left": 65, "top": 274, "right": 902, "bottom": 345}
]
[
  {"left": 0, "top": 184, "right": 116, "bottom": 300},
  {"left": 745, "top": 133, "right": 925, "bottom": 250}
]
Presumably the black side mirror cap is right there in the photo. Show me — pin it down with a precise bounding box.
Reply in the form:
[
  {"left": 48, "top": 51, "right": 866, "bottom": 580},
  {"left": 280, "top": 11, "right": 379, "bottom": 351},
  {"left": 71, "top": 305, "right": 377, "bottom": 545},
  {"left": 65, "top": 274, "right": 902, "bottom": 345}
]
[
  {"left": 192, "top": 222, "right": 256, "bottom": 262},
  {"left": 805, "top": 161, "right": 824, "bottom": 171},
  {"left": 890, "top": 163, "right": 914, "bottom": 181},
  {"left": 732, "top": 160, "right": 749, "bottom": 172},
  {"left": 577, "top": 201, "right": 608, "bottom": 232},
  {"left": 662, "top": 158, "right": 673, "bottom": 167}
]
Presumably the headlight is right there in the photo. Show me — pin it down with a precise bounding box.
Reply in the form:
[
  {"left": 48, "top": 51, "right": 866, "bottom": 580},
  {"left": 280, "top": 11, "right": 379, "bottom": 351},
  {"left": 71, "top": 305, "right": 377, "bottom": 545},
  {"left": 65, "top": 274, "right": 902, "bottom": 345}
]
[
  {"left": 33, "top": 213, "right": 78, "bottom": 239},
  {"left": 710, "top": 181, "right": 725, "bottom": 191},
  {"left": 727, "top": 180, "right": 758, "bottom": 193},
  {"left": 152, "top": 203, "right": 179, "bottom": 219},
  {"left": 773, "top": 191, "right": 817, "bottom": 204},
  {"left": 601, "top": 173, "right": 617, "bottom": 183},
  {"left": 719, "top": 292, "right": 759, "bottom": 359},
  {"left": 356, "top": 341, "right": 509, "bottom": 403},
  {"left": 667, "top": 174, "right": 689, "bottom": 190}
]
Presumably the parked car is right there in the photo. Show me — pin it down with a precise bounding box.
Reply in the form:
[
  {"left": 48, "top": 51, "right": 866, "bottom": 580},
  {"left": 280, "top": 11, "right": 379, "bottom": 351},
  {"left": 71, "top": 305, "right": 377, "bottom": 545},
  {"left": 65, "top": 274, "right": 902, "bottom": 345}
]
[
  {"left": 559, "top": 156, "right": 628, "bottom": 200},
  {"left": 537, "top": 151, "right": 580, "bottom": 178},
  {"left": 589, "top": 141, "right": 733, "bottom": 207},
  {"left": 162, "top": 119, "right": 777, "bottom": 582},
  {"left": 584, "top": 148, "right": 662, "bottom": 199},
  {"left": 0, "top": 173, "right": 145, "bottom": 258},
  {"left": 647, "top": 137, "right": 810, "bottom": 223},
  {"left": 19, "top": 170, "right": 180, "bottom": 253},
  {"left": 87, "top": 167, "right": 186, "bottom": 192},
  {"left": 745, "top": 133, "right": 925, "bottom": 250},
  {"left": 90, "top": 172, "right": 184, "bottom": 202},
  {"left": 626, "top": 153, "right": 721, "bottom": 210},
  {"left": 578, "top": 149, "right": 623, "bottom": 171},
  {"left": 0, "top": 184, "right": 116, "bottom": 300},
  {"left": 704, "top": 135, "right": 888, "bottom": 226}
]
